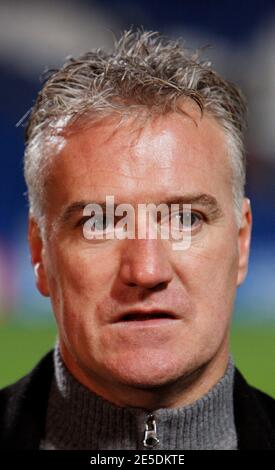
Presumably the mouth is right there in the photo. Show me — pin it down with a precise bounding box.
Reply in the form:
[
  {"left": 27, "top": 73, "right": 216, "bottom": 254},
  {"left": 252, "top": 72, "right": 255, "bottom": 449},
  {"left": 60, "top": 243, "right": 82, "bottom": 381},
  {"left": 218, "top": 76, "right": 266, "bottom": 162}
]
[{"left": 114, "top": 309, "right": 178, "bottom": 324}]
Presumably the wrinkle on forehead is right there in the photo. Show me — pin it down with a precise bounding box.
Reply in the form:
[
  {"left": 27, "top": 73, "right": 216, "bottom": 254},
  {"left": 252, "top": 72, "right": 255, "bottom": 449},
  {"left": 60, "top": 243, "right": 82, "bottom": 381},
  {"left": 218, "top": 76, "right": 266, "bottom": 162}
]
[{"left": 43, "top": 102, "right": 232, "bottom": 222}]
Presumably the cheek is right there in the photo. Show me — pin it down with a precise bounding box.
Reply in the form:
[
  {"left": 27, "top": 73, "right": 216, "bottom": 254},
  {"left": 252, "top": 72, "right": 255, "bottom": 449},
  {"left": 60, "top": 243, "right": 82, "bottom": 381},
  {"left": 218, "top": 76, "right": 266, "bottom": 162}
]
[
  {"left": 173, "top": 232, "right": 239, "bottom": 323},
  {"left": 172, "top": 241, "right": 238, "bottom": 359},
  {"left": 44, "top": 246, "right": 117, "bottom": 355},
  {"left": 44, "top": 243, "right": 116, "bottom": 319}
]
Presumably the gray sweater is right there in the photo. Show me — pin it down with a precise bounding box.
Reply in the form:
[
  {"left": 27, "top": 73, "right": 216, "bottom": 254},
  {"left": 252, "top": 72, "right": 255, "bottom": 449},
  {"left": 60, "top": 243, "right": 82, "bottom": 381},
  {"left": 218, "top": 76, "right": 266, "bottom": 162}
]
[{"left": 40, "top": 346, "right": 237, "bottom": 450}]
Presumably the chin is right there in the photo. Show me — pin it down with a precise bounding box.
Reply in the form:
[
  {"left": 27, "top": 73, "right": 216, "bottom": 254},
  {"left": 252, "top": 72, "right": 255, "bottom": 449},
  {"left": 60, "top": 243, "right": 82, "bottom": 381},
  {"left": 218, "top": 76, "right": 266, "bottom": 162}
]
[{"left": 105, "top": 354, "right": 191, "bottom": 390}]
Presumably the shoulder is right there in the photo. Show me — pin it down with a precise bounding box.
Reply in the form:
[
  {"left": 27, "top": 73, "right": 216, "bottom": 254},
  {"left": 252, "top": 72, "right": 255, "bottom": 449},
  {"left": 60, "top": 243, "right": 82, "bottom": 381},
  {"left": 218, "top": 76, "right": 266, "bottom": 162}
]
[
  {"left": 0, "top": 350, "right": 54, "bottom": 449},
  {"left": 251, "top": 384, "right": 275, "bottom": 416},
  {"left": 234, "top": 367, "right": 275, "bottom": 449},
  {"left": 234, "top": 367, "right": 275, "bottom": 417}
]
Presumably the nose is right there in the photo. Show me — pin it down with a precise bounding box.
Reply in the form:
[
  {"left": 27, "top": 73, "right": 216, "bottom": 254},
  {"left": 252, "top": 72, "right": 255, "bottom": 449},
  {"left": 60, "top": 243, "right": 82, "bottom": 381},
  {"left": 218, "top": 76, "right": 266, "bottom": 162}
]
[{"left": 118, "top": 238, "right": 173, "bottom": 289}]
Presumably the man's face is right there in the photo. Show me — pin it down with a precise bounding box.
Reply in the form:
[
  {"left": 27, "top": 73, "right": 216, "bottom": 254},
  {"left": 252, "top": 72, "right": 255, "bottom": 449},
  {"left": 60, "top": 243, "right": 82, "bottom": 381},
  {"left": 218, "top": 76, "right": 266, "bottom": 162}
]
[{"left": 30, "top": 103, "right": 252, "bottom": 393}]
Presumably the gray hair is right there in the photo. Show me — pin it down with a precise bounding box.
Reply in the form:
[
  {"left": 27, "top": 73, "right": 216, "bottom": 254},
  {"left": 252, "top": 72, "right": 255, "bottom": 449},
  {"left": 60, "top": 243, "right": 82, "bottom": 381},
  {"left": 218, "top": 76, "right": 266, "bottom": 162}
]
[{"left": 24, "top": 29, "right": 247, "bottom": 226}]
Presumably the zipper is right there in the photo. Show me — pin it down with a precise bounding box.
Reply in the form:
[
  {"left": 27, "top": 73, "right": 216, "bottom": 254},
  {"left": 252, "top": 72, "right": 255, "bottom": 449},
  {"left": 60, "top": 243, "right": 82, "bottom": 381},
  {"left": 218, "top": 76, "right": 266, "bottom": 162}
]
[{"left": 143, "top": 414, "right": 160, "bottom": 448}]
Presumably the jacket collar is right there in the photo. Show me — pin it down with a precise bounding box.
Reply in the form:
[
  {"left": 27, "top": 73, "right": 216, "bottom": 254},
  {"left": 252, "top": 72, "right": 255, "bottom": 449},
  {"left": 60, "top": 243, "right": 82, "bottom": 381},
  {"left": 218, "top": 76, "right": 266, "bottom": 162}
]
[{"left": 233, "top": 368, "right": 275, "bottom": 449}]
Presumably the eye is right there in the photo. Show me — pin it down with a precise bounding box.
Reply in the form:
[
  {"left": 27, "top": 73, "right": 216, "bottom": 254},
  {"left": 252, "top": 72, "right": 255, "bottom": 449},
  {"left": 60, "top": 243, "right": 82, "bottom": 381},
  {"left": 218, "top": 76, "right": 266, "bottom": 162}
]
[
  {"left": 170, "top": 211, "right": 203, "bottom": 231},
  {"left": 92, "top": 214, "right": 110, "bottom": 232},
  {"left": 77, "top": 214, "right": 112, "bottom": 232}
]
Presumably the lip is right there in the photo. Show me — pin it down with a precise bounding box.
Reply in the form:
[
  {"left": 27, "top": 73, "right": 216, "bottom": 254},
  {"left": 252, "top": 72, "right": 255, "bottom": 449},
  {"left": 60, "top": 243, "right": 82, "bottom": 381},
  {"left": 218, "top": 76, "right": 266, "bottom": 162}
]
[{"left": 113, "top": 308, "right": 180, "bottom": 324}]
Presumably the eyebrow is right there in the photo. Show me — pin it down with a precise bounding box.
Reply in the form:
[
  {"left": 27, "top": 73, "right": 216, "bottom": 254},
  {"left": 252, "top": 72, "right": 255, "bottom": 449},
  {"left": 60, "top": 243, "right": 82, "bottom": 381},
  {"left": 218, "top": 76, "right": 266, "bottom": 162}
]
[{"left": 58, "top": 193, "right": 223, "bottom": 225}]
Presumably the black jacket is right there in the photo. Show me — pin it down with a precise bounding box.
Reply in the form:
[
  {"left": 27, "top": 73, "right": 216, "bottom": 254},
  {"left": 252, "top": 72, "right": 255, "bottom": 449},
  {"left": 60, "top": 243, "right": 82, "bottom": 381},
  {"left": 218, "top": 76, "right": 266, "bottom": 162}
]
[{"left": 0, "top": 350, "right": 275, "bottom": 449}]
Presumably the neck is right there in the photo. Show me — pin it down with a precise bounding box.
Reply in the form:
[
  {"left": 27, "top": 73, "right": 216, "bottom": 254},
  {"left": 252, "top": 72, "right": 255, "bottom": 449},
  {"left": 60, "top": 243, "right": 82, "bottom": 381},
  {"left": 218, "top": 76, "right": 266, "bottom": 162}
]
[{"left": 60, "top": 338, "right": 230, "bottom": 410}]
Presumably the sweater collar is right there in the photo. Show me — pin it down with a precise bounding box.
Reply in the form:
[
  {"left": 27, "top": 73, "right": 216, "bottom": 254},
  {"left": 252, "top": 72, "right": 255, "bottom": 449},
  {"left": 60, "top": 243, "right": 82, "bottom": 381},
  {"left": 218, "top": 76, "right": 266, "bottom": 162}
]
[{"left": 41, "top": 345, "right": 237, "bottom": 450}]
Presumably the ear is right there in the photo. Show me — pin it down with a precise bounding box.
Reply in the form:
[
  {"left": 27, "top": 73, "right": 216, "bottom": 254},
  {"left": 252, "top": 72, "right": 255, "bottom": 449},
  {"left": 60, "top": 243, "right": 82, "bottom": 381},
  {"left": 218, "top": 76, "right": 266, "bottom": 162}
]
[
  {"left": 28, "top": 216, "right": 50, "bottom": 297},
  {"left": 237, "top": 198, "right": 252, "bottom": 286}
]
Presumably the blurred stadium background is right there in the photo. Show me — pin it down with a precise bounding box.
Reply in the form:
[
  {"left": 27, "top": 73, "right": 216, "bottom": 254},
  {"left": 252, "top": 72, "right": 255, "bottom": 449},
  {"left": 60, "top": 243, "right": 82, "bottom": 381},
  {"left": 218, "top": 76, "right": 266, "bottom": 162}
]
[{"left": 0, "top": 0, "right": 274, "bottom": 395}]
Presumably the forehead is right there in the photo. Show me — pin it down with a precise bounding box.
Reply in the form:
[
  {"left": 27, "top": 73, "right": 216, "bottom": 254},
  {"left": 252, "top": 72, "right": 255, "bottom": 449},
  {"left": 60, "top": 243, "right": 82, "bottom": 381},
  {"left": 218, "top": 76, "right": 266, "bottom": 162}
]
[{"left": 45, "top": 106, "right": 232, "bottom": 209}]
